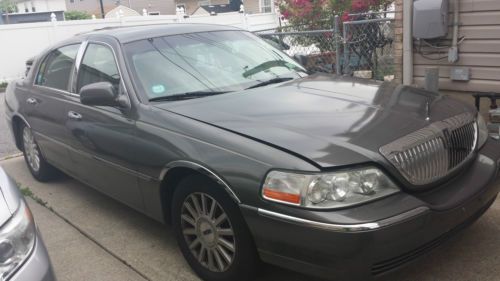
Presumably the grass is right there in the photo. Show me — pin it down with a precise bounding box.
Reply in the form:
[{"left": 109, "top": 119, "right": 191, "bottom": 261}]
[{"left": 19, "top": 185, "right": 51, "bottom": 210}]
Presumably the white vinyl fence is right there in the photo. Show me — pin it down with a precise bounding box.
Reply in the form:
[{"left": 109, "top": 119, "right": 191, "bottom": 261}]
[{"left": 0, "top": 12, "right": 279, "bottom": 82}]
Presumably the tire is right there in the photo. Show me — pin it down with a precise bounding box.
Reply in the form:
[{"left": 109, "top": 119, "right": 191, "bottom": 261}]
[
  {"left": 20, "top": 123, "right": 59, "bottom": 182},
  {"left": 172, "top": 174, "right": 260, "bottom": 281}
]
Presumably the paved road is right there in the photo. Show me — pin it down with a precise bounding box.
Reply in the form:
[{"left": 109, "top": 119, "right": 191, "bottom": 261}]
[
  {"left": 2, "top": 157, "right": 500, "bottom": 281},
  {"left": 0, "top": 92, "right": 20, "bottom": 158}
]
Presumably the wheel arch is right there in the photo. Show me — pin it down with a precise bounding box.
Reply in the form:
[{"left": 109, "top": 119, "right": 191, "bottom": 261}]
[
  {"left": 159, "top": 160, "right": 241, "bottom": 224},
  {"left": 11, "top": 114, "right": 31, "bottom": 151}
]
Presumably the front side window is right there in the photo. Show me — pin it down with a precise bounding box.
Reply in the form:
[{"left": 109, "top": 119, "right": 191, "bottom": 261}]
[
  {"left": 124, "top": 31, "right": 306, "bottom": 100},
  {"left": 77, "top": 43, "right": 120, "bottom": 93},
  {"left": 36, "top": 44, "right": 80, "bottom": 91}
]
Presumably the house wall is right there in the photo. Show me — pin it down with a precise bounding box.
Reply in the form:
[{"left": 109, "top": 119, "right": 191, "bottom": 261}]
[
  {"left": 243, "top": 0, "right": 259, "bottom": 14},
  {"left": 411, "top": 0, "right": 500, "bottom": 93},
  {"left": 15, "top": 0, "right": 66, "bottom": 13},
  {"left": 179, "top": 0, "right": 229, "bottom": 15},
  {"left": 65, "top": 0, "right": 175, "bottom": 17},
  {"left": 178, "top": 0, "right": 263, "bottom": 15}
]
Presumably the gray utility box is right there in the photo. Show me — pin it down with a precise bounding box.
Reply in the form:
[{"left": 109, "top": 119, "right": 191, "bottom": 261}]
[{"left": 413, "top": 0, "right": 449, "bottom": 39}]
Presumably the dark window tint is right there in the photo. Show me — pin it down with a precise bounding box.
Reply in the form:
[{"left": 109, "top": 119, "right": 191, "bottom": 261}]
[
  {"left": 77, "top": 44, "right": 120, "bottom": 93},
  {"left": 36, "top": 44, "right": 80, "bottom": 91}
]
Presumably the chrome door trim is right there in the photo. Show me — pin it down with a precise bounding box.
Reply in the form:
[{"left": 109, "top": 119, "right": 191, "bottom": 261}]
[{"left": 257, "top": 206, "right": 430, "bottom": 233}]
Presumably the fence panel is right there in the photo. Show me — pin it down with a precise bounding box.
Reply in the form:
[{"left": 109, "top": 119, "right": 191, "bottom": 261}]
[
  {"left": 255, "top": 15, "right": 395, "bottom": 81},
  {"left": 0, "top": 13, "right": 279, "bottom": 82},
  {"left": 255, "top": 25, "right": 339, "bottom": 74},
  {"left": 343, "top": 17, "right": 394, "bottom": 80}
]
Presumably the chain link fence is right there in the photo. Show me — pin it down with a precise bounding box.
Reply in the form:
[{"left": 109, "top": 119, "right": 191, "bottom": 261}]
[
  {"left": 255, "top": 14, "right": 395, "bottom": 81},
  {"left": 255, "top": 26, "right": 338, "bottom": 74},
  {"left": 343, "top": 17, "right": 394, "bottom": 80}
]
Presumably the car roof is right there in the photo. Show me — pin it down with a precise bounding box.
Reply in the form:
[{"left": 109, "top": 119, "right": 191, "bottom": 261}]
[{"left": 80, "top": 23, "right": 243, "bottom": 44}]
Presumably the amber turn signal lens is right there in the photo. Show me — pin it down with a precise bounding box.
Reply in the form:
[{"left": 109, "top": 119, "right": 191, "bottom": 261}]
[{"left": 263, "top": 188, "right": 301, "bottom": 204}]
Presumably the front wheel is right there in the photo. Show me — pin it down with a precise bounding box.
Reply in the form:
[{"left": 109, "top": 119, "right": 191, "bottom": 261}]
[
  {"left": 21, "top": 124, "right": 59, "bottom": 182},
  {"left": 172, "top": 175, "right": 260, "bottom": 281}
]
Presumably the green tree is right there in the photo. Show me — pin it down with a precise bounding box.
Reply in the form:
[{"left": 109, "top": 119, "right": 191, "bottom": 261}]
[
  {"left": 64, "top": 10, "right": 92, "bottom": 20},
  {"left": 0, "top": 0, "right": 17, "bottom": 13}
]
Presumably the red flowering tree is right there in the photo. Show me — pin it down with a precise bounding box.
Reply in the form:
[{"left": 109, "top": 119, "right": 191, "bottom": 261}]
[{"left": 278, "top": 0, "right": 393, "bottom": 29}]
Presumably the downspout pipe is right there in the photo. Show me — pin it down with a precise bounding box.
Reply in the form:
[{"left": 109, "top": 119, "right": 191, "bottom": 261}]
[
  {"left": 403, "top": 0, "right": 413, "bottom": 85},
  {"left": 448, "top": 0, "right": 460, "bottom": 63}
]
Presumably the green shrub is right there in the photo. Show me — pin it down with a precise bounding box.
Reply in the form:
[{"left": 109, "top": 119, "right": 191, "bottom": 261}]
[{"left": 64, "top": 10, "right": 92, "bottom": 20}]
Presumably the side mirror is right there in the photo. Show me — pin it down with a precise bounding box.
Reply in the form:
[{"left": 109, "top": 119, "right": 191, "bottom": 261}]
[{"left": 79, "top": 82, "right": 128, "bottom": 108}]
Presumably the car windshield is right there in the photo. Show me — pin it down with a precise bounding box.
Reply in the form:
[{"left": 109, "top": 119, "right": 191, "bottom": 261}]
[{"left": 123, "top": 30, "right": 307, "bottom": 101}]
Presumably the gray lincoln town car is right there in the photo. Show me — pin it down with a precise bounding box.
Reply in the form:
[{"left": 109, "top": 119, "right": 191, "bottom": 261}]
[{"left": 4, "top": 24, "right": 500, "bottom": 281}]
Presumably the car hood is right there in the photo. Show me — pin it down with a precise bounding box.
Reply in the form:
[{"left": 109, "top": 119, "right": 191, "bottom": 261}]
[
  {"left": 154, "top": 74, "right": 474, "bottom": 168},
  {"left": 0, "top": 168, "right": 21, "bottom": 227}
]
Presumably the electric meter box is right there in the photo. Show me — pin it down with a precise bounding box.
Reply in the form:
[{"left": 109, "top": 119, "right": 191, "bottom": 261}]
[{"left": 413, "top": 0, "right": 449, "bottom": 39}]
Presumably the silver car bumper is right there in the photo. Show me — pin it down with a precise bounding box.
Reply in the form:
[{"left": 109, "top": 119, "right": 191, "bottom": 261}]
[{"left": 9, "top": 230, "right": 56, "bottom": 281}]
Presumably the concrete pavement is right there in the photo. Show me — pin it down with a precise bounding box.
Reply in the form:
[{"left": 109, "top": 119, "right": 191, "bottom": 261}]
[
  {"left": 2, "top": 156, "right": 500, "bottom": 281},
  {"left": 27, "top": 197, "right": 149, "bottom": 281}
]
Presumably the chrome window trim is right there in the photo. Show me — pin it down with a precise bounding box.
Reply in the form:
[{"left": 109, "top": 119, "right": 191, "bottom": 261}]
[
  {"left": 32, "top": 84, "right": 80, "bottom": 98},
  {"left": 257, "top": 206, "right": 430, "bottom": 233},
  {"left": 75, "top": 41, "right": 130, "bottom": 104}
]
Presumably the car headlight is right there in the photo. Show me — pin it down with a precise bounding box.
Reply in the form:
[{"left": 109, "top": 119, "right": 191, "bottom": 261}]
[
  {"left": 262, "top": 167, "right": 400, "bottom": 209},
  {"left": 477, "top": 114, "right": 489, "bottom": 149},
  {"left": 0, "top": 199, "right": 36, "bottom": 280}
]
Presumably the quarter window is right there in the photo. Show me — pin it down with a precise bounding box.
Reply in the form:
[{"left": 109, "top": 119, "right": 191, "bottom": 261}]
[
  {"left": 77, "top": 43, "right": 120, "bottom": 93},
  {"left": 36, "top": 44, "right": 80, "bottom": 91}
]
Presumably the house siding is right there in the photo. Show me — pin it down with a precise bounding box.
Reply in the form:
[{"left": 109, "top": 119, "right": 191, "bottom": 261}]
[
  {"left": 179, "top": 0, "right": 229, "bottom": 15},
  {"left": 178, "top": 0, "right": 261, "bottom": 15},
  {"left": 65, "top": 0, "right": 175, "bottom": 17},
  {"left": 411, "top": 0, "right": 500, "bottom": 93},
  {"left": 243, "top": 0, "right": 259, "bottom": 14}
]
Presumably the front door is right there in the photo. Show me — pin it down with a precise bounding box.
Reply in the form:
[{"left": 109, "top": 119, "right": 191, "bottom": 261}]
[{"left": 64, "top": 41, "right": 143, "bottom": 210}]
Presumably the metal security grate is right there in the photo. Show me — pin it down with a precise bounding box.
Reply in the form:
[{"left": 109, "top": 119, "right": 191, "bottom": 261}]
[{"left": 380, "top": 113, "right": 478, "bottom": 186}]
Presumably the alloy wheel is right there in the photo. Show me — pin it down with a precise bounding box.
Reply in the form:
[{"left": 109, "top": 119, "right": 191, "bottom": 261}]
[
  {"left": 180, "top": 192, "right": 236, "bottom": 272},
  {"left": 22, "top": 126, "right": 40, "bottom": 172}
]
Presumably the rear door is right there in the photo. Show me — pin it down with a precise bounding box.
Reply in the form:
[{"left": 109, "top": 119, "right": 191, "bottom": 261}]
[
  {"left": 64, "top": 40, "right": 143, "bottom": 210},
  {"left": 25, "top": 44, "right": 81, "bottom": 170}
]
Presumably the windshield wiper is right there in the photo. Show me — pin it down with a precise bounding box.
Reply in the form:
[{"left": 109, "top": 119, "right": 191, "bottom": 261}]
[
  {"left": 149, "top": 91, "right": 229, "bottom": 102},
  {"left": 245, "top": 77, "right": 294, "bottom": 90}
]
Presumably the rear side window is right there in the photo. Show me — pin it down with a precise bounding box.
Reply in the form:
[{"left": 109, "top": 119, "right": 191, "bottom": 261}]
[
  {"left": 77, "top": 43, "right": 120, "bottom": 93},
  {"left": 36, "top": 44, "right": 80, "bottom": 91}
]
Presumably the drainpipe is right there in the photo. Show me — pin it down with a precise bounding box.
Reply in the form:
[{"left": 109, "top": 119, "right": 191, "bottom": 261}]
[
  {"left": 403, "top": 0, "right": 413, "bottom": 85},
  {"left": 448, "top": 0, "right": 459, "bottom": 63}
]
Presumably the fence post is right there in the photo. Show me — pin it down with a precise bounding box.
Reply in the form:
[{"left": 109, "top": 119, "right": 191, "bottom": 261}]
[
  {"left": 334, "top": 15, "right": 341, "bottom": 75},
  {"left": 343, "top": 23, "right": 350, "bottom": 76}
]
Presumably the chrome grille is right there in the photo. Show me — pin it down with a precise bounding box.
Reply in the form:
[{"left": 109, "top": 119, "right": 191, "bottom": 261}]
[{"left": 380, "top": 113, "right": 478, "bottom": 186}]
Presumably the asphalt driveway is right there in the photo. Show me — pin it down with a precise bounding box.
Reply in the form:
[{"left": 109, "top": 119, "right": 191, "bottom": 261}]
[{"left": 2, "top": 156, "right": 500, "bottom": 281}]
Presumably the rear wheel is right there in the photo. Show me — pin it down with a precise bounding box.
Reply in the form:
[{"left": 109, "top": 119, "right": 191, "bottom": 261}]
[
  {"left": 21, "top": 124, "right": 59, "bottom": 181},
  {"left": 172, "top": 175, "right": 260, "bottom": 281}
]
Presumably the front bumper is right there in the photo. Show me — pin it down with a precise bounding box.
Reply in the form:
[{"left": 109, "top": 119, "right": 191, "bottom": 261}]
[
  {"left": 9, "top": 230, "right": 56, "bottom": 281},
  {"left": 241, "top": 139, "right": 500, "bottom": 280}
]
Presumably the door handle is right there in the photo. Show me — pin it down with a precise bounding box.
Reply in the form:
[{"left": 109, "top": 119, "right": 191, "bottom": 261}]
[
  {"left": 68, "top": 111, "right": 82, "bottom": 121},
  {"left": 26, "top": 97, "right": 39, "bottom": 105}
]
